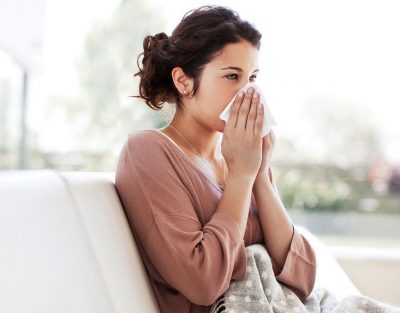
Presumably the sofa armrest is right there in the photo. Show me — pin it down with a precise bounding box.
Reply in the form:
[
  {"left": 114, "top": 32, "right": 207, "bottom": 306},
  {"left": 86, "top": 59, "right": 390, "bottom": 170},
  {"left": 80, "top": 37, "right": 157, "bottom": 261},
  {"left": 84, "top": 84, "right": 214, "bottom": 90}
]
[{"left": 295, "top": 225, "right": 361, "bottom": 300}]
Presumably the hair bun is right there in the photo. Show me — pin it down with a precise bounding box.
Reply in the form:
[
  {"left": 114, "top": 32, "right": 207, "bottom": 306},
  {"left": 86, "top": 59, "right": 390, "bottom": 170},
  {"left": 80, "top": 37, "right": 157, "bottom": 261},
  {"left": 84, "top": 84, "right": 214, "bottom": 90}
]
[
  {"left": 149, "top": 32, "right": 169, "bottom": 47},
  {"left": 153, "top": 32, "right": 169, "bottom": 41},
  {"left": 145, "top": 32, "right": 170, "bottom": 53}
]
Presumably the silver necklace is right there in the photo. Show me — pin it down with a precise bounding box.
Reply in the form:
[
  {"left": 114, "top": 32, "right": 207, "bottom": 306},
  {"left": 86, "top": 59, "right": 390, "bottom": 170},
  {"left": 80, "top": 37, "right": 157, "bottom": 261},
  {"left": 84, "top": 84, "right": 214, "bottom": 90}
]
[{"left": 168, "top": 124, "right": 226, "bottom": 189}]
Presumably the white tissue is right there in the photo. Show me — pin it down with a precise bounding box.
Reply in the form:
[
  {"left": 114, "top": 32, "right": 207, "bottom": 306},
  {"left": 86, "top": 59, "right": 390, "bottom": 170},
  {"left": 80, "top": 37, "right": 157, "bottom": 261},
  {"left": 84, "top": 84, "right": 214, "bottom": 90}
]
[{"left": 219, "top": 82, "right": 277, "bottom": 137}]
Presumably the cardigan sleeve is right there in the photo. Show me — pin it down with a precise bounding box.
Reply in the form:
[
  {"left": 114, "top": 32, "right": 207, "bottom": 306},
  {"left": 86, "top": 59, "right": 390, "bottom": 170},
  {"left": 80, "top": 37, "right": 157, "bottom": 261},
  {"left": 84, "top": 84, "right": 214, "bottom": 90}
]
[
  {"left": 273, "top": 225, "right": 317, "bottom": 302},
  {"left": 115, "top": 132, "right": 247, "bottom": 306}
]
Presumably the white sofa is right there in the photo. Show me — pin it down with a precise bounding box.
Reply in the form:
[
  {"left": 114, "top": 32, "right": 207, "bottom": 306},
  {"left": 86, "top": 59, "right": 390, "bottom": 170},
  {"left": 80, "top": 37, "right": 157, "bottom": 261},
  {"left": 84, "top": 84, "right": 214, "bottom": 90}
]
[{"left": 0, "top": 170, "right": 361, "bottom": 313}]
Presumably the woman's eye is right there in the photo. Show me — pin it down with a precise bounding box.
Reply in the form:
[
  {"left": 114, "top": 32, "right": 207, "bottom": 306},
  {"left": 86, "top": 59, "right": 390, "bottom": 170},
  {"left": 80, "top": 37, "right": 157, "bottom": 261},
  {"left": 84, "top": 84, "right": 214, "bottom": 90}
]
[
  {"left": 225, "top": 74, "right": 239, "bottom": 80},
  {"left": 225, "top": 74, "right": 258, "bottom": 81}
]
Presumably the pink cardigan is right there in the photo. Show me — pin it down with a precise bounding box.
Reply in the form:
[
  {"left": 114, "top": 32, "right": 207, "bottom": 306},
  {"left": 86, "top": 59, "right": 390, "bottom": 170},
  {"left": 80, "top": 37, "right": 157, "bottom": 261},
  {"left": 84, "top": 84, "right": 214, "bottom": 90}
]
[{"left": 115, "top": 129, "right": 317, "bottom": 313}]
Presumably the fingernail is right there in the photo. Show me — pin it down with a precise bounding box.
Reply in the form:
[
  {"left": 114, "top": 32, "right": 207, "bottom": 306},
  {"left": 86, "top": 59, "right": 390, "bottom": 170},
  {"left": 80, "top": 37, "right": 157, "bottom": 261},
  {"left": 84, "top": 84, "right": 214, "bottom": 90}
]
[
  {"left": 247, "top": 87, "right": 254, "bottom": 94},
  {"left": 238, "top": 91, "right": 244, "bottom": 98},
  {"left": 253, "top": 92, "right": 259, "bottom": 98}
]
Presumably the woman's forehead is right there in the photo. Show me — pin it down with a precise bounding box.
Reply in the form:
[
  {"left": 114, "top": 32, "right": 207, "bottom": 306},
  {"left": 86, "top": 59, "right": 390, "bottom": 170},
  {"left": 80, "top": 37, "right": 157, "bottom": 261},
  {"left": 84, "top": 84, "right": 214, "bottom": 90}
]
[{"left": 209, "top": 49, "right": 259, "bottom": 73}]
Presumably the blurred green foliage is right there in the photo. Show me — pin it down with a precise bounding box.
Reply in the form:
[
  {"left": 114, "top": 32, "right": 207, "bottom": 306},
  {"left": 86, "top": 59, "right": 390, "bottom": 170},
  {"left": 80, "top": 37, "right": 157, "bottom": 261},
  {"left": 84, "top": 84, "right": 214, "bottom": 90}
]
[
  {"left": 274, "top": 163, "right": 399, "bottom": 213},
  {"left": 276, "top": 165, "right": 349, "bottom": 211}
]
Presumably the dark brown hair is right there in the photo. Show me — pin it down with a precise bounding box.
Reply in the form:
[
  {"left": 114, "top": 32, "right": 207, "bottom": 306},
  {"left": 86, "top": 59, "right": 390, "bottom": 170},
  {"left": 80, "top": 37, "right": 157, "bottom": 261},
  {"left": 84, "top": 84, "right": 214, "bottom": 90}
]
[{"left": 133, "top": 5, "right": 262, "bottom": 110}]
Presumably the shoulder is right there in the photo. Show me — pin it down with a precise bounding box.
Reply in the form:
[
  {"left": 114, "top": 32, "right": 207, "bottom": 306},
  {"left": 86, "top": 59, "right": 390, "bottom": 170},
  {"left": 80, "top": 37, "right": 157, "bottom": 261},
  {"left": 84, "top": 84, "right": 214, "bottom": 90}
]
[
  {"left": 119, "top": 128, "right": 171, "bottom": 167},
  {"left": 126, "top": 128, "right": 160, "bottom": 146},
  {"left": 116, "top": 128, "right": 182, "bottom": 186},
  {"left": 123, "top": 129, "right": 164, "bottom": 155}
]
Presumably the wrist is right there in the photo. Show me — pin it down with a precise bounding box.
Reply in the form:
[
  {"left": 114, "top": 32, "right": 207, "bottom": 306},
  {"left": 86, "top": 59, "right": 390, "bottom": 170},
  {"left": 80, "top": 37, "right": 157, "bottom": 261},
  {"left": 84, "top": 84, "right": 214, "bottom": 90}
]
[
  {"left": 226, "top": 172, "right": 254, "bottom": 189},
  {"left": 253, "top": 173, "right": 274, "bottom": 193},
  {"left": 255, "top": 166, "right": 273, "bottom": 184},
  {"left": 254, "top": 172, "right": 269, "bottom": 185}
]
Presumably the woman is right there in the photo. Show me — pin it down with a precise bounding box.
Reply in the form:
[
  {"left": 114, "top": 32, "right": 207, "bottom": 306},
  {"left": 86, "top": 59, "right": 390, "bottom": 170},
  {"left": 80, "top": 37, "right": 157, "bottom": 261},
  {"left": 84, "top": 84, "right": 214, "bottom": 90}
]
[{"left": 115, "top": 5, "right": 316, "bottom": 313}]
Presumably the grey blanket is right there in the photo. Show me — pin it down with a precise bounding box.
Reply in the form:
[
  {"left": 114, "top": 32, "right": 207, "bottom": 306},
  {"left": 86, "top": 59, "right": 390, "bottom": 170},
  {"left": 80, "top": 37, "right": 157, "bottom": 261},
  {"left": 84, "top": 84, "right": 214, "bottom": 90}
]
[{"left": 210, "top": 244, "right": 400, "bottom": 313}]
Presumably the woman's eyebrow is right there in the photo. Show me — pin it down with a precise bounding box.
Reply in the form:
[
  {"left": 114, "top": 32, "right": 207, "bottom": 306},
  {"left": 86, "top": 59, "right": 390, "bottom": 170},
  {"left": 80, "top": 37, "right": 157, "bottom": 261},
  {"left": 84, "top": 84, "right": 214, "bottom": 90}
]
[{"left": 220, "top": 66, "right": 259, "bottom": 73}]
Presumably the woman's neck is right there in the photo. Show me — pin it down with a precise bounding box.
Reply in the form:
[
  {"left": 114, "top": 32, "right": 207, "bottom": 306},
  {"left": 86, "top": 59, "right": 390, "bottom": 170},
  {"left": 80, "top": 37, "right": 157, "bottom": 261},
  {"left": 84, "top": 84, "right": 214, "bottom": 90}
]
[{"left": 164, "top": 113, "right": 222, "bottom": 161}]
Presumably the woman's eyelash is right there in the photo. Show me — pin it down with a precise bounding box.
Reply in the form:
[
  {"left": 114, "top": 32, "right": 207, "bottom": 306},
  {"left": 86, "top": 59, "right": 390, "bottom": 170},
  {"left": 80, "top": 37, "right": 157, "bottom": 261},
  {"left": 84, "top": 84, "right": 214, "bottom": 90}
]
[
  {"left": 225, "top": 74, "right": 257, "bottom": 80},
  {"left": 225, "top": 74, "right": 239, "bottom": 79}
]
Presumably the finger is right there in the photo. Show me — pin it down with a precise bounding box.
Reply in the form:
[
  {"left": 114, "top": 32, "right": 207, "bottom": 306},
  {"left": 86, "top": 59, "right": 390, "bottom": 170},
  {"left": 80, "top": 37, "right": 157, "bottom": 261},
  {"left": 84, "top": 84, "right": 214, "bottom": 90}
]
[
  {"left": 226, "top": 91, "right": 244, "bottom": 129},
  {"left": 269, "top": 129, "right": 276, "bottom": 144},
  {"left": 264, "top": 132, "right": 274, "bottom": 149},
  {"left": 245, "top": 91, "right": 259, "bottom": 134},
  {"left": 236, "top": 87, "right": 254, "bottom": 130},
  {"left": 254, "top": 101, "right": 264, "bottom": 137}
]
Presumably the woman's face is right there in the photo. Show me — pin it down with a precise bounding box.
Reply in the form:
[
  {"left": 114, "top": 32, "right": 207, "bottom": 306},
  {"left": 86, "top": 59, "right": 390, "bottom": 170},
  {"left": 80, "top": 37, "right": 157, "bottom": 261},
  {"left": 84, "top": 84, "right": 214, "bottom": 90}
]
[{"left": 188, "top": 39, "right": 260, "bottom": 132}]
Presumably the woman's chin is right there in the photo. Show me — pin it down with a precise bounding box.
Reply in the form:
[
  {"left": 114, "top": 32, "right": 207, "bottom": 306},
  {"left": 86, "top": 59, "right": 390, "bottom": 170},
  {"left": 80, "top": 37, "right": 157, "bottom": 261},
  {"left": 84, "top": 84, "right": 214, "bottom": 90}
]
[{"left": 218, "top": 120, "right": 226, "bottom": 133}]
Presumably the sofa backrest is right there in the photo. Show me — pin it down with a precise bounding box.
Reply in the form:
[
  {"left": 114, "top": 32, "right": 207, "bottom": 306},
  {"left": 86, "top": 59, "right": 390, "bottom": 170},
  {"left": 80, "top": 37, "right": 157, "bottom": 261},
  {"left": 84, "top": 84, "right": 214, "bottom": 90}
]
[{"left": 0, "top": 170, "right": 160, "bottom": 313}]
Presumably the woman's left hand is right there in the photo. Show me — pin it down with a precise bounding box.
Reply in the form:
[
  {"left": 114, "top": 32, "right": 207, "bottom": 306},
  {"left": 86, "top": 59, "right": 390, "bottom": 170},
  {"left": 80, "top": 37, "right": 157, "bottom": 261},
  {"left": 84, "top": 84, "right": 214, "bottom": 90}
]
[{"left": 254, "top": 129, "right": 276, "bottom": 184}]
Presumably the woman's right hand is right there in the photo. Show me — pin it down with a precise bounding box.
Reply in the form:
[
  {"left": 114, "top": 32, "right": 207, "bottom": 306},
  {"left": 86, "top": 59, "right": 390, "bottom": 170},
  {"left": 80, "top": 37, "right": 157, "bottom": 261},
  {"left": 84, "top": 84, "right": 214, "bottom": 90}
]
[{"left": 221, "top": 87, "right": 264, "bottom": 181}]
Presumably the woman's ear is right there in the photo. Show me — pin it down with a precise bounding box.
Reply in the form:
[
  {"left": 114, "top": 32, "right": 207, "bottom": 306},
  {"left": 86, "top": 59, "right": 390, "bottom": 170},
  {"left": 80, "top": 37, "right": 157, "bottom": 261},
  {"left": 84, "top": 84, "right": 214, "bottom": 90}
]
[{"left": 171, "top": 67, "right": 193, "bottom": 96}]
